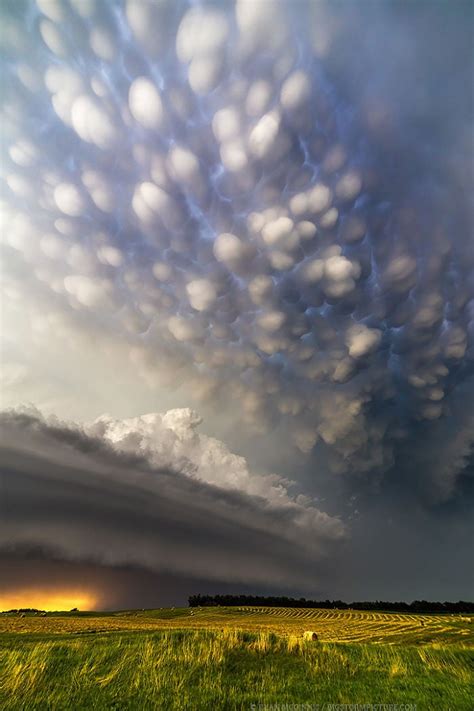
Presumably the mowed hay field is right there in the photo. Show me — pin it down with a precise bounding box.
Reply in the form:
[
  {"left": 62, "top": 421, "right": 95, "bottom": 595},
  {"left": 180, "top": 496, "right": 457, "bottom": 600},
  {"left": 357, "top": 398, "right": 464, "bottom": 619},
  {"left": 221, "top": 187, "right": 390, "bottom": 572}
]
[{"left": 0, "top": 607, "right": 473, "bottom": 710}]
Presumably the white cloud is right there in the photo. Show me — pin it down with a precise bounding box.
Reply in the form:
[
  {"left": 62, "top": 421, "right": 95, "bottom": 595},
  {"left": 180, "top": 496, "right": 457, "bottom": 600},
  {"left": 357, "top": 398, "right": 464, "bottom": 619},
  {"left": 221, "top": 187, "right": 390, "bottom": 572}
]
[{"left": 128, "top": 77, "right": 163, "bottom": 130}]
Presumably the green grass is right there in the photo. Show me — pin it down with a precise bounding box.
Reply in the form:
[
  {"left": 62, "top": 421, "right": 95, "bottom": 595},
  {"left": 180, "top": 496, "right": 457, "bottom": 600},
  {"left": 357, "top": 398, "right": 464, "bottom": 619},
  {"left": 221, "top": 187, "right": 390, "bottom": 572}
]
[{"left": 0, "top": 608, "right": 472, "bottom": 710}]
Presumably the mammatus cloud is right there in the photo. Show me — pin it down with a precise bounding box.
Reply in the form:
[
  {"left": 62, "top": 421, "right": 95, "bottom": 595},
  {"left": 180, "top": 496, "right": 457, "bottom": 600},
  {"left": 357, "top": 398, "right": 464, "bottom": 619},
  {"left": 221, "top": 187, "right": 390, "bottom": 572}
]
[
  {"left": 0, "top": 407, "right": 344, "bottom": 590},
  {"left": 0, "top": 2, "right": 472, "bottom": 505}
]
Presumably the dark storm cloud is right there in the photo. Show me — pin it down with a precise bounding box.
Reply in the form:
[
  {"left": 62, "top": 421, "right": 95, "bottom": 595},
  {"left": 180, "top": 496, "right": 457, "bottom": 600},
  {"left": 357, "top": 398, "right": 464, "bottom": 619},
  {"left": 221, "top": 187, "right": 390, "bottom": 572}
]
[
  {"left": 0, "top": 551, "right": 314, "bottom": 610},
  {"left": 0, "top": 408, "right": 343, "bottom": 591},
  {"left": 0, "top": 0, "right": 473, "bottom": 604}
]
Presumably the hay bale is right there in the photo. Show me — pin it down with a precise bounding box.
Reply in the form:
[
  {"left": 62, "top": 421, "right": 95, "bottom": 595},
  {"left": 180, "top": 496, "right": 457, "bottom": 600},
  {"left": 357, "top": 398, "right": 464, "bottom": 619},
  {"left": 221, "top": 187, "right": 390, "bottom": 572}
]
[{"left": 303, "top": 630, "right": 318, "bottom": 641}]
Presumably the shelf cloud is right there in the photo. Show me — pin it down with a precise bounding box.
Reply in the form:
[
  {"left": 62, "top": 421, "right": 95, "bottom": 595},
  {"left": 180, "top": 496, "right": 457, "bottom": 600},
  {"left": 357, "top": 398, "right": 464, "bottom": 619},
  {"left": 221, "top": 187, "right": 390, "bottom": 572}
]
[{"left": 0, "top": 407, "right": 344, "bottom": 592}]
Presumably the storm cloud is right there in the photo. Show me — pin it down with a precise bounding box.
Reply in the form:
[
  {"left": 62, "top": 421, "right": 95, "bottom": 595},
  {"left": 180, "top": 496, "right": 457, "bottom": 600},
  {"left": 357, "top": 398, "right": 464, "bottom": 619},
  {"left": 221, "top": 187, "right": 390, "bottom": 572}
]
[
  {"left": 0, "top": 0, "right": 473, "bottom": 604},
  {"left": 0, "top": 407, "right": 343, "bottom": 592}
]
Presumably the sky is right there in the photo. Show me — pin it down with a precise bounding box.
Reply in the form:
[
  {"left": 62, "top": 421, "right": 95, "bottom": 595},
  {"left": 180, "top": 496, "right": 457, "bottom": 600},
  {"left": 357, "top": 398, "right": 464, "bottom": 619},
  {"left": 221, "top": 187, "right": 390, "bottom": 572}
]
[{"left": 0, "top": 0, "right": 473, "bottom": 610}]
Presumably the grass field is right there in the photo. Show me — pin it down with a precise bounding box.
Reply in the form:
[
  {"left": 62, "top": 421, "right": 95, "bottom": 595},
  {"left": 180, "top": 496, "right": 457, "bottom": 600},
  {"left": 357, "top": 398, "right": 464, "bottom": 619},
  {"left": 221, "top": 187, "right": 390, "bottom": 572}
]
[{"left": 0, "top": 607, "right": 473, "bottom": 710}]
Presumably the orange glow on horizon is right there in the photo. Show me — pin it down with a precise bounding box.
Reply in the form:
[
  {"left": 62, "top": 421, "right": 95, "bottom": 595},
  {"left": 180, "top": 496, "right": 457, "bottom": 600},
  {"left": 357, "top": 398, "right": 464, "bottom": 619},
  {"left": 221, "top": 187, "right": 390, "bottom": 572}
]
[{"left": 0, "top": 589, "right": 98, "bottom": 612}]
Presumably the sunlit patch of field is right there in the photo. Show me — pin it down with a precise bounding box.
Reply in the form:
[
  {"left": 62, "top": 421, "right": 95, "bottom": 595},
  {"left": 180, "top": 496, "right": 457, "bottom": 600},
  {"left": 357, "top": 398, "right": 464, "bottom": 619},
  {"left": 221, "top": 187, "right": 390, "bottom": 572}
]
[{"left": 1, "top": 606, "right": 472, "bottom": 646}]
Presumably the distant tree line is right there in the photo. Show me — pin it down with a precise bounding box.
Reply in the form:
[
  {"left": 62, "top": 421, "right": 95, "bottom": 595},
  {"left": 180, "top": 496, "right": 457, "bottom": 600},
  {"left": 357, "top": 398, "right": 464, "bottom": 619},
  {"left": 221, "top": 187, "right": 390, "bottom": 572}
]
[
  {"left": 1, "top": 608, "right": 78, "bottom": 614},
  {"left": 2, "top": 608, "right": 41, "bottom": 613},
  {"left": 188, "top": 595, "right": 474, "bottom": 614}
]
